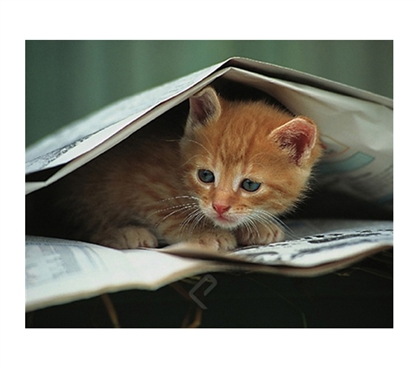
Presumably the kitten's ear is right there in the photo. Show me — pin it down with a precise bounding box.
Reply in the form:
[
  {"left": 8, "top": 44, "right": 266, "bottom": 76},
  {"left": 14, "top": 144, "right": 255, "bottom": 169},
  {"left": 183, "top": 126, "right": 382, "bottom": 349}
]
[
  {"left": 270, "top": 116, "right": 318, "bottom": 166},
  {"left": 185, "top": 87, "right": 222, "bottom": 134}
]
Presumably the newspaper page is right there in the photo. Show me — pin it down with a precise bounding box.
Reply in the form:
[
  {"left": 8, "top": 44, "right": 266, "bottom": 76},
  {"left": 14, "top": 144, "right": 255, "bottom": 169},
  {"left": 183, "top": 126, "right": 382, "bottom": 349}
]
[
  {"left": 26, "top": 219, "right": 393, "bottom": 312},
  {"left": 161, "top": 220, "right": 393, "bottom": 267},
  {"left": 229, "top": 221, "right": 392, "bottom": 267},
  {"left": 25, "top": 236, "right": 223, "bottom": 312}
]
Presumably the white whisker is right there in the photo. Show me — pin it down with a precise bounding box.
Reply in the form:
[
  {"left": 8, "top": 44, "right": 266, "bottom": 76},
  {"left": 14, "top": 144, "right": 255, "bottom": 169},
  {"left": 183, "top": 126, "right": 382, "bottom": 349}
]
[
  {"left": 152, "top": 204, "right": 197, "bottom": 228},
  {"left": 250, "top": 209, "right": 294, "bottom": 239},
  {"left": 179, "top": 207, "right": 204, "bottom": 237},
  {"left": 157, "top": 195, "right": 199, "bottom": 203},
  {"left": 244, "top": 216, "right": 261, "bottom": 239},
  {"left": 145, "top": 202, "right": 193, "bottom": 221}
]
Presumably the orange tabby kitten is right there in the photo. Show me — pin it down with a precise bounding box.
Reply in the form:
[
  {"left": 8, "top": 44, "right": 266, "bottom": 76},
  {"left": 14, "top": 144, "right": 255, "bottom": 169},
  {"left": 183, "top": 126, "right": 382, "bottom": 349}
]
[{"left": 48, "top": 86, "right": 322, "bottom": 251}]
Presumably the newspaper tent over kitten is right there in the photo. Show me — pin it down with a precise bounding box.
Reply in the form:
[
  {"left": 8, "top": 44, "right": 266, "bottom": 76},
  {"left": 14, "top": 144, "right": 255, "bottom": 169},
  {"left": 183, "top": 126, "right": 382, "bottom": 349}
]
[
  {"left": 26, "top": 57, "right": 393, "bottom": 207},
  {"left": 25, "top": 57, "right": 393, "bottom": 311}
]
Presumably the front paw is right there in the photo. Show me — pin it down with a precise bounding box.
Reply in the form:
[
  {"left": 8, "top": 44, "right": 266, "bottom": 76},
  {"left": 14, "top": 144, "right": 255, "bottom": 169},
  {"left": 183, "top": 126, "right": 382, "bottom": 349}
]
[
  {"left": 187, "top": 231, "right": 237, "bottom": 251},
  {"left": 91, "top": 226, "right": 158, "bottom": 250},
  {"left": 236, "top": 224, "right": 284, "bottom": 246}
]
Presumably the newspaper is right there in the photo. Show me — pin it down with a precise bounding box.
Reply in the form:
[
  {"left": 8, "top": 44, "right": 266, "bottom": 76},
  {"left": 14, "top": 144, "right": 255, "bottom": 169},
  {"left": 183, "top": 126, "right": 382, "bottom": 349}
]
[
  {"left": 26, "top": 57, "right": 393, "bottom": 204},
  {"left": 25, "top": 57, "right": 393, "bottom": 311},
  {"left": 26, "top": 219, "right": 392, "bottom": 312}
]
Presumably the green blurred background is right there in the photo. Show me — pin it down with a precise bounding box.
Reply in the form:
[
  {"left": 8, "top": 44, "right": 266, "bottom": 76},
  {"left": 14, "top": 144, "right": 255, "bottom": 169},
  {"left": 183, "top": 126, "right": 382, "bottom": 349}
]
[{"left": 25, "top": 40, "right": 393, "bottom": 147}]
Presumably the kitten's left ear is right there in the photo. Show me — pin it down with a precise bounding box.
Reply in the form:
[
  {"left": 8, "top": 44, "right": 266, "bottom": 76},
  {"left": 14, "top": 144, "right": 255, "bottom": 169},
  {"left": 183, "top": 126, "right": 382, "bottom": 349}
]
[
  {"left": 270, "top": 116, "right": 318, "bottom": 166},
  {"left": 185, "top": 87, "right": 222, "bottom": 135}
]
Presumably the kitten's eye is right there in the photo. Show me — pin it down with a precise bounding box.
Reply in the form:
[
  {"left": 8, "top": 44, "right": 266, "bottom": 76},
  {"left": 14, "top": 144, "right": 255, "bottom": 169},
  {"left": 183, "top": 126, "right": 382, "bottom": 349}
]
[
  {"left": 241, "top": 179, "right": 261, "bottom": 192},
  {"left": 198, "top": 169, "right": 215, "bottom": 183}
]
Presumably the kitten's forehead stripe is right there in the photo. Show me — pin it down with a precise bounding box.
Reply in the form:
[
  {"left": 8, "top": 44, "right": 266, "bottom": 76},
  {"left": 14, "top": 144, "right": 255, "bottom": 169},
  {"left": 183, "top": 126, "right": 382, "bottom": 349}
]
[
  {"left": 214, "top": 168, "right": 221, "bottom": 186},
  {"left": 232, "top": 175, "right": 242, "bottom": 191},
  {"left": 213, "top": 162, "right": 244, "bottom": 192}
]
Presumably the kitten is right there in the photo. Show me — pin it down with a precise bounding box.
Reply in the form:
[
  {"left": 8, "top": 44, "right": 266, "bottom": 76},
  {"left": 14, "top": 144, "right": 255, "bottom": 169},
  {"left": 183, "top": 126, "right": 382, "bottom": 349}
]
[{"left": 44, "top": 86, "right": 322, "bottom": 251}]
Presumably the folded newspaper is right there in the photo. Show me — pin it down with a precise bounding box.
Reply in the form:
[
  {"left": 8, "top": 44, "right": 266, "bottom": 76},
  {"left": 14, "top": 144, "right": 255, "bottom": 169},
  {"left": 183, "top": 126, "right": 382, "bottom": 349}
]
[{"left": 25, "top": 57, "right": 393, "bottom": 312}]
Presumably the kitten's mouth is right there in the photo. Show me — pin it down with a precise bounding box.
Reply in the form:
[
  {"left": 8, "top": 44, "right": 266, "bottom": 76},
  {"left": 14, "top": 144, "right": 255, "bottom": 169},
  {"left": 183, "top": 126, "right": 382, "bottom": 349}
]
[
  {"left": 200, "top": 205, "right": 241, "bottom": 228},
  {"left": 211, "top": 214, "right": 239, "bottom": 228}
]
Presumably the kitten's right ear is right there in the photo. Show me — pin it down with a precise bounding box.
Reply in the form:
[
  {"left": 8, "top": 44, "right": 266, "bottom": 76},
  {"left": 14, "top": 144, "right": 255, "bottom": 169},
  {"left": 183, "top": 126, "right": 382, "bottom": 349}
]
[{"left": 185, "top": 87, "right": 222, "bottom": 134}]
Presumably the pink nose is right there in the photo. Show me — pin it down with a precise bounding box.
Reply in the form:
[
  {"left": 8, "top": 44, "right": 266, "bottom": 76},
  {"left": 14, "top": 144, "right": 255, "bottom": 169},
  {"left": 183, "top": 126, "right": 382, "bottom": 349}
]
[{"left": 212, "top": 203, "right": 231, "bottom": 215}]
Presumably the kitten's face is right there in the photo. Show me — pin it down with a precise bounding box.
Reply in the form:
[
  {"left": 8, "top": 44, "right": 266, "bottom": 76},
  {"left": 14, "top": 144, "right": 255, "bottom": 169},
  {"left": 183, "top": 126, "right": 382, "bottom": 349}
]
[
  {"left": 180, "top": 88, "right": 321, "bottom": 231},
  {"left": 181, "top": 135, "right": 310, "bottom": 230}
]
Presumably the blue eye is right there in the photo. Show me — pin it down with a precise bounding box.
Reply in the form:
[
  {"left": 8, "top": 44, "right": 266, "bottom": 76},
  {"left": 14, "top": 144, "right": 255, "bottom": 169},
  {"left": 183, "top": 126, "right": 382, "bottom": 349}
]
[
  {"left": 241, "top": 179, "right": 261, "bottom": 192},
  {"left": 198, "top": 169, "right": 215, "bottom": 183}
]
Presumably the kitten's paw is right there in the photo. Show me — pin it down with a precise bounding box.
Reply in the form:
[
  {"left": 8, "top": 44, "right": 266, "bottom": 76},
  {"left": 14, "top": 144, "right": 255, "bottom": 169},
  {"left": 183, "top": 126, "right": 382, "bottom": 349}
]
[
  {"left": 188, "top": 231, "right": 237, "bottom": 251},
  {"left": 236, "top": 224, "right": 285, "bottom": 246},
  {"left": 92, "top": 226, "right": 158, "bottom": 250}
]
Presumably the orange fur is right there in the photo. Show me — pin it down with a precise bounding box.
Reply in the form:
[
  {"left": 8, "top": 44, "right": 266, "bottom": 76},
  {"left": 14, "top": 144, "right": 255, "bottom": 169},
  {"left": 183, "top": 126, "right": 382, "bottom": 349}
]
[{"left": 50, "top": 86, "right": 322, "bottom": 251}]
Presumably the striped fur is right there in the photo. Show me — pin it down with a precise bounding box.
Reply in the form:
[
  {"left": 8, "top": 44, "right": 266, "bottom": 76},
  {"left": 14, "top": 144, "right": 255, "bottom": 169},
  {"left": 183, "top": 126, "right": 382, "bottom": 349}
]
[{"left": 52, "top": 87, "right": 322, "bottom": 251}]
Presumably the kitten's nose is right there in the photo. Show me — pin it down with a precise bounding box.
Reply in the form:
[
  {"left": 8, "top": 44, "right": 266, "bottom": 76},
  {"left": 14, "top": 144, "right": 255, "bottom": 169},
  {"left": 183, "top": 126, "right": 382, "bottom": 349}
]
[{"left": 212, "top": 203, "right": 231, "bottom": 215}]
